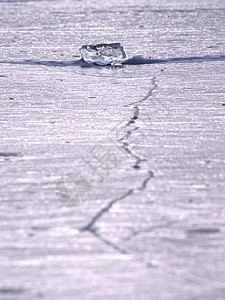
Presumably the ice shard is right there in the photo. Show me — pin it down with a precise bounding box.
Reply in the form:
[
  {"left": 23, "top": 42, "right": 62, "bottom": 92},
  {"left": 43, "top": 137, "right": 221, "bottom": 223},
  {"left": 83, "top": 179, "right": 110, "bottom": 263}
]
[{"left": 80, "top": 43, "right": 126, "bottom": 65}]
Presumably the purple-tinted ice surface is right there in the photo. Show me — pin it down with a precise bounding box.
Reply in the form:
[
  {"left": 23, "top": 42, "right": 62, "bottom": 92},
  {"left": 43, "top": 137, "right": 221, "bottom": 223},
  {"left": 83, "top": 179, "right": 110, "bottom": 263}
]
[{"left": 80, "top": 43, "right": 126, "bottom": 65}]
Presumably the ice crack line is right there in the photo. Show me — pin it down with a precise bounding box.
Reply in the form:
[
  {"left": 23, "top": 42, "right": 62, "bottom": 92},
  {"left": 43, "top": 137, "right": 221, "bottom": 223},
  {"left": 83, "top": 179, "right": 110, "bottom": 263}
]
[
  {"left": 126, "top": 106, "right": 139, "bottom": 126},
  {"left": 80, "top": 75, "right": 157, "bottom": 261},
  {"left": 80, "top": 174, "right": 154, "bottom": 256},
  {"left": 124, "top": 76, "right": 158, "bottom": 107},
  {"left": 81, "top": 76, "right": 158, "bottom": 233},
  {"left": 80, "top": 189, "right": 134, "bottom": 232},
  {"left": 138, "top": 170, "right": 154, "bottom": 190},
  {"left": 80, "top": 170, "right": 155, "bottom": 234},
  {"left": 79, "top": 73, "right": 225, "bottom": 291},
  {"left": 117, "top": 105, "right": 144, "bottom": 169},
  {"left": 122, "top": 141, "right": 146, "bottom": 169},
  {"left": 118, "top": 76, "right": 158, "bottom": 170}
]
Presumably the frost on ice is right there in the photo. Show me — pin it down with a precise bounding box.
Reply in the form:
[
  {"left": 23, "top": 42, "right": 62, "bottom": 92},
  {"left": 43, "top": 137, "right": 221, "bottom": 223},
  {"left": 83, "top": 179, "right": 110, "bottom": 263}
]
[{"left": 80, "top": 43, "right": 126, "bottom": 65}]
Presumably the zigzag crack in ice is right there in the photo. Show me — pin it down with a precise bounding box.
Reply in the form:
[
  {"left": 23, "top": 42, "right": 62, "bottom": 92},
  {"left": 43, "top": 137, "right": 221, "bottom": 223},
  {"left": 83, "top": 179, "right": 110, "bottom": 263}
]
[
  {"left": 80, "top": 189, "right": 134, "bottom": 232},
  {"left": 122, "top": 141, "right": 147, "bottom": 169},
  {"left": 124, "top": 76, "right": 158, "bottom": 107},
  {"left": 118, "top": 76, "right": 158, "bottom": 170},
  {"left": 138, "top": 170, "right": 154, "bottom": 190},
  {"left": 79, "top": 173, "right": 155, "bottom": 266},
  {"left": 126, "top": 106, "right": 139, "bottom": 126},
  {"left": 80, "top": 171, "right": 154, "bottom": 256},
  {"left": 78, "top": 74, "right": 225, "bottom": 290},
  {"left": 118, "top": 126, "right": 139, "bottom": 143},
  {"left": 80, "top": 169, "right": 155, "bottom": 234},
  {"left": 117, "top": 105, "right": 144, "bottom": 169},
  {"left": 81, "top": 77, "right": 158, "bottom": 233}
]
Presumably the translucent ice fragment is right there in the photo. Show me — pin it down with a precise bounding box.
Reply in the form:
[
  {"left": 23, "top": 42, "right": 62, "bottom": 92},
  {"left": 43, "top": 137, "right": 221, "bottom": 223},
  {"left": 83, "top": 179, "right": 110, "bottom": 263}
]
[{"left": 80, "top": 43, "right": 126, "bottom": 65}]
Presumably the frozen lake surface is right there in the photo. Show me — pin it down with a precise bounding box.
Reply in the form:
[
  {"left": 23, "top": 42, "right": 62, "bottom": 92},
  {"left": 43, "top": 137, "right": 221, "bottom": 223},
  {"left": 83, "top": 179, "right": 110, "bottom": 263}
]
[{"left": 0, "top": 0, "right": 225, "bottom": 299}]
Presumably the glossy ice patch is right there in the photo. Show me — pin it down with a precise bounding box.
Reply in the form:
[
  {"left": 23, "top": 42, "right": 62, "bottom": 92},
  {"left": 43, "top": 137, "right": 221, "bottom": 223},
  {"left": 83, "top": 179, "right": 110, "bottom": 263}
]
[{"left": 80, "top": 43, "right": 126, "bottom": 65}]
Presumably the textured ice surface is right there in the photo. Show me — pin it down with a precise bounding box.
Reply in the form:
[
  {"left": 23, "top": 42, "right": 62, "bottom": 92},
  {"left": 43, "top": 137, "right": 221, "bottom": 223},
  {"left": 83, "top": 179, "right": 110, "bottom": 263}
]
[
  {"left": 2, "top": 1, "right": 225, "bottom": 299},
  {"left": 80, "top": 43, "right": 126, "bottom": 65}
]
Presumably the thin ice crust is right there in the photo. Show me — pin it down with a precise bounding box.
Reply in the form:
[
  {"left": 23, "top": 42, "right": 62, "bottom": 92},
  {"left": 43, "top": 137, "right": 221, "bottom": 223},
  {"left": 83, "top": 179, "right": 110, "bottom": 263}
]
[{"left": 80, "top": 43, "right": 126, "bottom": 65}]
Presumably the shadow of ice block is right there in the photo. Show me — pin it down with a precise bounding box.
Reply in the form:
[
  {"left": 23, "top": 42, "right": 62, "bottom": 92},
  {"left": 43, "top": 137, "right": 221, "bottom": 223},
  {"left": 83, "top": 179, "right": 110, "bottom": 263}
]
[{"left": 80, "top": 43, "right": 126, "bottom": 65}]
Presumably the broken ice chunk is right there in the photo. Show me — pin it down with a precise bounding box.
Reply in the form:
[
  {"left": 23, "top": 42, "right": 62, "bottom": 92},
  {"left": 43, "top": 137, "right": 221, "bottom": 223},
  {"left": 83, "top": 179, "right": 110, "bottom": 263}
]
[{"left": 80, "top": 43, "right": 126, "bottom": 65}]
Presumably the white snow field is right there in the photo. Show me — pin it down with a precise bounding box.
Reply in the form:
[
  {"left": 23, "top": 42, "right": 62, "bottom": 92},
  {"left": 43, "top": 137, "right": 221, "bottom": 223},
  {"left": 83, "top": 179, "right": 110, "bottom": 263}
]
[{"left": 0, "top": 0, "right": 225, "bottom": 299}]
